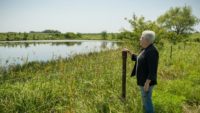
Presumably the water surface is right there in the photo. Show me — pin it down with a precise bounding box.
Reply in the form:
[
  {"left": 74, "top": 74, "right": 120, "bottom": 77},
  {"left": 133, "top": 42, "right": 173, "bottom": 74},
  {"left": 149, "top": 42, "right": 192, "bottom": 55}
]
[{"left": 0, "top": 40, "right": 119, "bottom": 67}]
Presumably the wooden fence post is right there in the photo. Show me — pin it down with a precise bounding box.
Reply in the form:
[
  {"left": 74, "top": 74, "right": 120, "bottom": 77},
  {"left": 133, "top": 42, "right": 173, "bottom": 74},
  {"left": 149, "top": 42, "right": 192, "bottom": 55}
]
[
  {"left": 122, "top": 50, "right": 127, "bottom": 100},
  {"left": 170, "top": 45, "right": 173, "bottom": 59}
]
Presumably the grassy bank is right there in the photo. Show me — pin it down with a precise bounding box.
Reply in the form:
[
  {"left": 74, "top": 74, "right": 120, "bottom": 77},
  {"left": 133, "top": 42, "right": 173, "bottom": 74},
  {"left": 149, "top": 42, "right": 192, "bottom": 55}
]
[{"left": 0, "top": 41, "right": 200, "bottom": 113}]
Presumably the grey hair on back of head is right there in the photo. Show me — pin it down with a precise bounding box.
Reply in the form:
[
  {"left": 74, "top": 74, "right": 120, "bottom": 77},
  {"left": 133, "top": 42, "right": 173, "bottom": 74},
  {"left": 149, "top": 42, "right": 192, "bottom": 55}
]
[{"left": 142, "top": 30, "right": 156, "bottom": 43}]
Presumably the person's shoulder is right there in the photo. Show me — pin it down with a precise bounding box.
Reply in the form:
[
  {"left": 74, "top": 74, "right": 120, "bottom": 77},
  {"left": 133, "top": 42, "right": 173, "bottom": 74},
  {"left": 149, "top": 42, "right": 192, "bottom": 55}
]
[
  {"left": 145, "top": 44, "right": 155, "bottom": 51},
  {"left": 146, "top": 45, "right": 158, "bottom": 55},
  {"left": 152, "top": 45, "right": 159, "bottom": 53}
]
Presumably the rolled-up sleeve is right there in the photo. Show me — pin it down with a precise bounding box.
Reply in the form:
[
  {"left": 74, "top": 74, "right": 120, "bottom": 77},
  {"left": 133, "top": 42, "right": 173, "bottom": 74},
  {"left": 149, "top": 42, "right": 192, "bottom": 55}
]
[
  {"left": 131, "top": 54, "right": 137, "bottom": 61},
  {"left": 146, "top": 50, "right": 159, "bottom": 81}
]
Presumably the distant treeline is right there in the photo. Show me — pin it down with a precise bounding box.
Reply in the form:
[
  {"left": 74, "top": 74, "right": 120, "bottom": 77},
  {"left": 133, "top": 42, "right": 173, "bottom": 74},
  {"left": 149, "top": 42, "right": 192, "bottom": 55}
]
[
  {"left": 0, "top": 30, "right": 199, "bottom": 43},
  {"left": 30, "top": 29, "right": 61, "bottom": 34},
  {"left": 0, "top": 30, "right": 122, "bottom": 41}
]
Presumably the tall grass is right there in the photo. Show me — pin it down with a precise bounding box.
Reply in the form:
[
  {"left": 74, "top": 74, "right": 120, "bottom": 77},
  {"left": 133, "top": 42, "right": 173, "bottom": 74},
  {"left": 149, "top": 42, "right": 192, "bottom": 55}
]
[{"left": 0, "top": 41, "right": 199, "bottom": 113}]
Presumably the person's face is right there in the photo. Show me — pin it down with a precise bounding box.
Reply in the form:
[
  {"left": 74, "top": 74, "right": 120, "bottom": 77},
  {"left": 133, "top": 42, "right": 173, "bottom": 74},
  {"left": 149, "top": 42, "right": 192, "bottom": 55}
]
[{"left": 140, "top": 36, "right": 148, "bottom": 48}]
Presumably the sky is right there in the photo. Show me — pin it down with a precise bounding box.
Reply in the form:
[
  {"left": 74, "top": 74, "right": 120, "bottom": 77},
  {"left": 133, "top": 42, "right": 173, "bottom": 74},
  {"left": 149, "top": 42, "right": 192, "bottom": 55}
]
[{"left": 0, "top": 0, "right": 200, "bottom": 33}]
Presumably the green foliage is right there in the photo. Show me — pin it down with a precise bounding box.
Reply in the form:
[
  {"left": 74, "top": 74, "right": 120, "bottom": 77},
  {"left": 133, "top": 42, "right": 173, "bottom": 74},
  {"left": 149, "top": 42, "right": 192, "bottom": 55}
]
[
  {"left": 41, "top": 29, "right": 61, "bottom": 34},
  {"left": 101, "top": 31, "right": 108, "bottom": 40},
  {"left": 157, "top": 6, "right": 199, "bottom": 35},
  {"left": 116, "top": 31, "right": 134, "bottom": 40},
  {"left": 119, "top": 6, "right": 199, "bottom": 45},
  {"left": 77, "top": 33, "right": 82, "bottom": 38},
  {"left": 0, "top": 32, "right": 120, "bottom": 41},
  {"left": 190, "top": 33, "right": 200, "bottom": 42},
  {"left": 0, "top": 32, "right": 65, "bottom": 41},
  {"left": 23, "top": 33, "right": 28, "bottom": 40},
  {"left": 64, "top": 32, "right": 79, "bottom": 39},
  {"left": 124, "top": 14, "right": 167, "bottom": 48},
  {"left": 110, "top": 33, "right": 116, "bottom": 39}
]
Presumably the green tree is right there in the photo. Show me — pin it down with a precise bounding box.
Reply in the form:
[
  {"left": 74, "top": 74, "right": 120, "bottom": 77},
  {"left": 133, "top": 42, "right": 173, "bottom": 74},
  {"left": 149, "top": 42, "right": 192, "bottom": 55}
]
[
  {"left": 117, "top": 31, "right": 134, "bottom": 40},
  {"left": 23, "top": 33, "right": 28, "bottom": 40},
  {"left": 77, "top": 33, "right": 82, "bottom": 38},
  {"left": 157, "top": 6, "right": 199, "bottom": 35},
  {"left": 111, "top": 33, "right": 116, "bottom": 39},
  {"left": 126, "top": 14, "right": 166, "bottom": 44},
  {"left": 64, "top": 32, "right": 78, "bottom": 39},
  {"left": 101, "top": 31, "right": 107, "bottom": 40},
  {"left": 42, "top": 29, "right": 61, "bottom": 34}
]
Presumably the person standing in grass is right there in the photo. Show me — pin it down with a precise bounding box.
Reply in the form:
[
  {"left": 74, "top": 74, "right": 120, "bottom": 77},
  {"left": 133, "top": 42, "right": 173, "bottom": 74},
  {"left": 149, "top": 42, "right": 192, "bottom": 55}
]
[{"left": 124, "top": 30, "right": 159, "bottom": 113}]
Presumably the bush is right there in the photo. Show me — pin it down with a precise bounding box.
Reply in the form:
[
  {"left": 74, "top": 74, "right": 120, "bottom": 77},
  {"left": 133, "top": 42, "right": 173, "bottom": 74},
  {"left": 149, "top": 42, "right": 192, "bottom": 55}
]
[
  {"left": 101, "top": 31, "right": 107, "bottom": 40},
  {"left": 64, "top": 32, "right": 79, "bottom": 39}
]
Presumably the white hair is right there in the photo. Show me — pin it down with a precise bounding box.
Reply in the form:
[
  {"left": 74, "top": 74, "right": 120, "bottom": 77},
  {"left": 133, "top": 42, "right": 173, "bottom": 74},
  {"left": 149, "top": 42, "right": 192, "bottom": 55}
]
[{"left": 142, "top": 30, "right": 156, "bottom": 43}]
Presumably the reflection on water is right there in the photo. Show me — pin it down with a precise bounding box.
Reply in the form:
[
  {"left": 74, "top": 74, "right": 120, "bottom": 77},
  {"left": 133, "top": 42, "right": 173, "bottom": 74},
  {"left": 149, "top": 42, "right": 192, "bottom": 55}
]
[{"left": 0, "top": 40, "right": 119, "bottom": 66}]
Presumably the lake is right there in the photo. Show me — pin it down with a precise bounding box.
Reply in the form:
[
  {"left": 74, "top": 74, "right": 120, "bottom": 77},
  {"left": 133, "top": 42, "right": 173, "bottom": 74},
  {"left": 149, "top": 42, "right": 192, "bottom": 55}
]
[{"left": 0, "top": 40, "right": 120, "bottom": 67}]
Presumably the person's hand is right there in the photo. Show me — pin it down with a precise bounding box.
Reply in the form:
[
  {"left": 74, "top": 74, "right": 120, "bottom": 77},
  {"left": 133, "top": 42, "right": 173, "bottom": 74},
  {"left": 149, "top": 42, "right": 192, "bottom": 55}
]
[
  {"left": 144, "top": 79, "right": 151, "bottom": 92},
  {"left": 123, "top": 48, "right": 132, "bottom": 55},
  {"left": 144, "top": 82, "right": 149, "bottom": 92}
]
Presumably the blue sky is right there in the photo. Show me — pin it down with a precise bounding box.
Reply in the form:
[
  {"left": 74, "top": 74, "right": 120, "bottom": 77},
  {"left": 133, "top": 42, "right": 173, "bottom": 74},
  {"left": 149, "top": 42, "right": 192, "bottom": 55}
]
[{"left": 0, "top": 0, "right": 199, "bottom": 33}]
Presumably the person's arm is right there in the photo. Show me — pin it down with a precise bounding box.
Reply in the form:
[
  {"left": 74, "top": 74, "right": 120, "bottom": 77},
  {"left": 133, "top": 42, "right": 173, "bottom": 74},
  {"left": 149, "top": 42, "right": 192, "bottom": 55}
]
[
  {"left": 123, "top": 48, "right": 137, "bottom": 61},
  {"left": 146, "top": 50, "right": 158, "bottom": 81},
  {"left": 127, "top": 49, "right": 137, "bottom": 61},
  {"left": 144, "top": 50, "right": 158, "bottom": 92}
]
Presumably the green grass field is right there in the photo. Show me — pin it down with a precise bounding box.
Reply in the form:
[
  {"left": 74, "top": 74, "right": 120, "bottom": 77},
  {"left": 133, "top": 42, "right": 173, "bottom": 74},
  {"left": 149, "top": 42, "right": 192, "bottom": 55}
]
[{"left": 0, "top": 39, "right": 199, "bottom": 112}]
